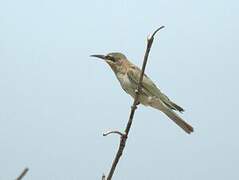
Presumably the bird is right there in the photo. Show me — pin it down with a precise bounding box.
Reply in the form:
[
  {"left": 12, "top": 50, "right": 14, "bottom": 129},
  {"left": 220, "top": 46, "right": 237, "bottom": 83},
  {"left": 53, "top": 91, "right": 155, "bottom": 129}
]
[{"left": 91, "top": 52, "right": 193, "bottom": 134}]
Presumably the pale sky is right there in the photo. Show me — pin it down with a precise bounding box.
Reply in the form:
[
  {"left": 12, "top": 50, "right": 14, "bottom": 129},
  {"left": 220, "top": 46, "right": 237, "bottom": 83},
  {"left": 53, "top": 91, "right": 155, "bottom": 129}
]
[{"left": 0, "top": 0, "right": 239, "bottom": 179}]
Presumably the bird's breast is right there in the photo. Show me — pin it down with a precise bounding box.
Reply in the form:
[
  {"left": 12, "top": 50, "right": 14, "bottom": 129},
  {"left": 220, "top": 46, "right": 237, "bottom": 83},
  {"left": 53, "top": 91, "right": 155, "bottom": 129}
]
[
  {"left": 116, "top": 73, "right": 134, "bottom": 94},
  {"left": 115, "top": 72, "right": 150, "bottom": 105}
]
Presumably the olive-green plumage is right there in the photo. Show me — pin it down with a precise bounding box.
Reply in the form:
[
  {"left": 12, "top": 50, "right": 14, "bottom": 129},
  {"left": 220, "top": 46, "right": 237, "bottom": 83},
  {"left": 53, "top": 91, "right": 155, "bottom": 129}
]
[{"left": 91, "top": 52, "right": 193, "bottom": 134}]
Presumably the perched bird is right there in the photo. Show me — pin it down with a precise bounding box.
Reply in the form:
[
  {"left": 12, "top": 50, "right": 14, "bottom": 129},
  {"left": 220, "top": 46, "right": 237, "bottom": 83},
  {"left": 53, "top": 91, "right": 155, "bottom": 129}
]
[{"left": 91, "top": 52, "right": 193, "bottom": 134}]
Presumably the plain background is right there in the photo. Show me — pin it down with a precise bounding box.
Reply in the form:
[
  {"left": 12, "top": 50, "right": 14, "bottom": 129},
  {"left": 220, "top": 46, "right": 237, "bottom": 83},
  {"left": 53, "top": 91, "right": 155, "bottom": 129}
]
[{"left": 0, "top": 0, "right": 238, "bottom": 179}]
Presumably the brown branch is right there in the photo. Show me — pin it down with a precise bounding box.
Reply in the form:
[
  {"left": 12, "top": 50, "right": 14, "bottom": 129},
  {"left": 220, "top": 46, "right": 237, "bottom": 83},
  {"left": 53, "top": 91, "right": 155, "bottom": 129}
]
[
  {"left": 103, "top": 26, "right": 165, "bottom": 180},
  {"left": 16, "top": 168, "right": 29, "bottom": 180}
]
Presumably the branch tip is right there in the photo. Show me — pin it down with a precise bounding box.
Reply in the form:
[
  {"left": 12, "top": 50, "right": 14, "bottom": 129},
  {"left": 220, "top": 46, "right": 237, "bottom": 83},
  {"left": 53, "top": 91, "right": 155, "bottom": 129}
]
[
  {"left": 16, "top": 167, "right": 29, "bottom": 180},
  {"left": 151, "top": 26, "right": 165, "bottom": 38}
]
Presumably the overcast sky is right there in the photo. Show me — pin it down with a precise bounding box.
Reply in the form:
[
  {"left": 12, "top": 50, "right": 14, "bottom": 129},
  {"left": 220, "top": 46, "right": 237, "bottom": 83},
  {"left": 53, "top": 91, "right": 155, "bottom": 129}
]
[{"left": 0, "top": 0, "right": 239, "bottom": 179}]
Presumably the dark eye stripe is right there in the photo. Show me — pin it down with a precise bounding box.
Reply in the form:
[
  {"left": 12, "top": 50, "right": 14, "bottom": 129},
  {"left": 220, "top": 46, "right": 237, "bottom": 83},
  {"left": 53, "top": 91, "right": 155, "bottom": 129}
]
[{"left": 106, "top": 55, "right": 115, "bottom": 62}]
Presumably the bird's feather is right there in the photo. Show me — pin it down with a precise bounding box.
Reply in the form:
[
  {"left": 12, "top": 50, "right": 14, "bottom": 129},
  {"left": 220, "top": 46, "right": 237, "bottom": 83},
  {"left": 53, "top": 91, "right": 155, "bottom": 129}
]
[{"left": 127, "top": 65, "right": 184, "bottom": 112}]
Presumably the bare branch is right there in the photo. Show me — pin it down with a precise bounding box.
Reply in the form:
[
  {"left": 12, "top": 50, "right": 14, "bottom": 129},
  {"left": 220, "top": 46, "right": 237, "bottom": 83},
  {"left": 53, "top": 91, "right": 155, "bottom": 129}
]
[
  {"left": 16, "top": 168, "right": 29, "bottom": 180},
  {"left": 103, "top": 131, "right": 125, "bottom": 137},
  {"left": 102, "top": 174, "right": 106, "bottom": 180},
  {"left": 103, "top": 26, "right": 164, "bottom": 180}
]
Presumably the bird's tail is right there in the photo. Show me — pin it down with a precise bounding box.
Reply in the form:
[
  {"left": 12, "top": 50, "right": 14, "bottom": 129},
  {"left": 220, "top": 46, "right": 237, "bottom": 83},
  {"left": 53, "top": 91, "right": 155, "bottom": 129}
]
[{"left": 148, "top": 97, "right": 194, "bottom": 134}]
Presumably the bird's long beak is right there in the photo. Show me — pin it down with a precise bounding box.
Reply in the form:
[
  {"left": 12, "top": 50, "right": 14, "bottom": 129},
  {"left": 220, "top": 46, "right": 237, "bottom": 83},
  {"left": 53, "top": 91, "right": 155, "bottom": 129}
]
[{"left": 90, "top": 54, "right": 106, "bottom": 60}]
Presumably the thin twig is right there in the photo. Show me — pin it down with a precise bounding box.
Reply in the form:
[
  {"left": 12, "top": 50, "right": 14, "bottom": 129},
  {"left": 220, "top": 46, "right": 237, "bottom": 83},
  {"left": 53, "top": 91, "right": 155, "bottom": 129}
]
[
  {"left": 16, "top": 168, "right": 29, "bottom": 180},
  {"left": 104, "top": 26, "right": 165, "bottom": 180},
  {"left": 103, "top": 131, "right": 125, "bottom": 137},
  {"left": 102, "top": 174, "right": 106, "bottom": 180}
]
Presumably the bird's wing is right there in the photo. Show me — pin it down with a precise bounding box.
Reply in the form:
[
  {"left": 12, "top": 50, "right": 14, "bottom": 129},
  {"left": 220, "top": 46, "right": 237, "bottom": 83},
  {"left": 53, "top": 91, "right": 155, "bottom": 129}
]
[
  {"left": 127, "top": 66, "right": 184, "bottom": 112},
  {"left": 127, "top": 66, "right": 163, "bottom": 97}
]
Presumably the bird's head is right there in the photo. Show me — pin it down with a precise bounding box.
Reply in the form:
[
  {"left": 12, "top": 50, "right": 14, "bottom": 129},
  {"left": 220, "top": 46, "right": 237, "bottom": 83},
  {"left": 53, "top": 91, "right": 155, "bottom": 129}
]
[{"left": 91, "top": 52, "right": 127, "bottom": 69}]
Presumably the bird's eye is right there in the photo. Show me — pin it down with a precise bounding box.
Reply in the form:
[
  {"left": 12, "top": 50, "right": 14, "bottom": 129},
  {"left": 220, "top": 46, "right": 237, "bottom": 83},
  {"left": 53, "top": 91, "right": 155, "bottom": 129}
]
[{"left": 106, "top": 55, "right": 116, "bottom": 62}]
